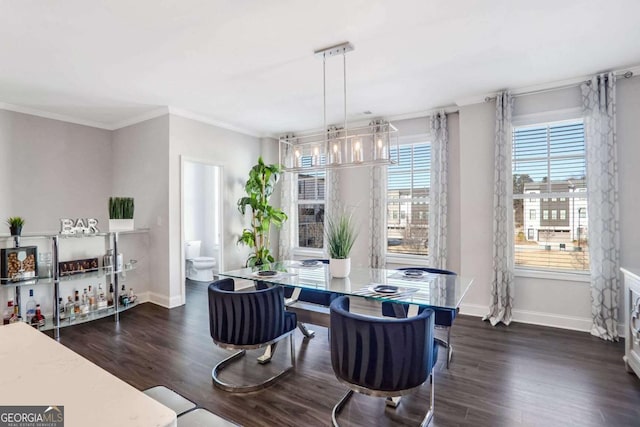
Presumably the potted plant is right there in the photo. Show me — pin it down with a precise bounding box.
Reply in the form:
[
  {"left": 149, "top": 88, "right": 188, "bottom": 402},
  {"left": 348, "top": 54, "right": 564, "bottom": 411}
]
[
  {"left": 6, "top": 217, "right": 24, "bottom": 236},
  {"left": 108, "top": 197, "right": 135, "bottom": 232},
  {"left": 326, "top": 209, "right": 358, "bottom": 278},
  {"left": 6, "top": 217, "right": 25, "bottom": 247},
  {"left": 237, "top": 157, "right": 288, "bottom": 267}
]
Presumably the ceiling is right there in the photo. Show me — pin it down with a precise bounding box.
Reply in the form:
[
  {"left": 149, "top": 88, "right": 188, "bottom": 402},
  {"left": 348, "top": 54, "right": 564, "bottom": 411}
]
[{"left": 1, "top": 0, "right": 640, "bottom": 136}]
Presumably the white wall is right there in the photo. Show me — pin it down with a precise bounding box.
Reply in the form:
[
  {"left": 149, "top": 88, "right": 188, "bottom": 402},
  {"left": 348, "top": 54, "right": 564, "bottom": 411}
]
[
  {"left": 183, "top": 160, "right": 220, "bottom": 261},
  {"left": 112, "top": 115, "right": 169, "bottom": 306},
  {"left": 169, "top": 114, "right": 263, "bottom": 306}
]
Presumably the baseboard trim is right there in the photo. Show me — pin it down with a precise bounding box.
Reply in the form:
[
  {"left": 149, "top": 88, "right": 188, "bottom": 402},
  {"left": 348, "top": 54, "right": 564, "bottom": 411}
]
[
  {"left": 459, "top": 303, "right": 592, "bottom": 332},
  {"left": 147, "top": 292, "right": 183, "bottom": 308}
]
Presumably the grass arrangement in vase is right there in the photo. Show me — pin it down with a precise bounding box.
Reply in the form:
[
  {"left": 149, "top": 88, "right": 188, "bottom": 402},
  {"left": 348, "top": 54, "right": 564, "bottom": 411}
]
[
  {"left": 325, "top": 209, "right": 358, "bottom": 278},
  {"left": 108, "top": 197, "right": 135, "bottom": 232}
]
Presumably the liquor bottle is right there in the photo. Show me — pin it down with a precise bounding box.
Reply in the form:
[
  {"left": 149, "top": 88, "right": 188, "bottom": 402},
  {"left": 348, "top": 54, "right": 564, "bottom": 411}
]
[
  {"left": 128, "top": 288, "right": 137, "bottom": 304},
  {"left": 66, "top": 296, "right": 76, "bottom": 321},
  {"left": 31, "top": 304, "right": 45, "bottom": 328},
  {"left": 107, "top": 283, "right": 114, "bottom": 307},
  {"left": 25, "top": 289, "right": 37, "bottom": 324},
  {"left": 58, "top": 297, "right": 66, "bottom": 321},
  {"left": 74, "top": 290, "right": 80, "bottom": 315},
  {"left": 3, "top": 301, "right": 13, "bottom": 325},
  {"left": 96, "top": 283, "right": 107, "bottom": 310},
  {"left": 120, "top": 284, "right": 129, "bottom": 306},
  {"left": 10, "top": 301, "right": 20, "bottom": 323},
  {"left": 88, "top": 285, "right": 96, "bottom": 311},
  {"left": 81, "top": 288, "right": 89, "bottom": 316}
]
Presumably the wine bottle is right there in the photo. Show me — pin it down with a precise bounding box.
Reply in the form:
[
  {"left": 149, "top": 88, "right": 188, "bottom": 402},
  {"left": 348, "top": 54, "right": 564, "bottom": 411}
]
[{"left": 31, "top": 304, "right": 45, "bottom": 328}]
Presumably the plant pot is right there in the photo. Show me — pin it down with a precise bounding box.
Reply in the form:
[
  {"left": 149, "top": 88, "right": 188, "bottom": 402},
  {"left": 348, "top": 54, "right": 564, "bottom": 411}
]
[
  {"left": 9, "top": 225, "right": 22, "bottom": 236},
  {"left": 109, "top": 219, "right": 134, "bottom": 232},
  {"left": 330, "top": 258, "right": 351, "bottom": 278}
]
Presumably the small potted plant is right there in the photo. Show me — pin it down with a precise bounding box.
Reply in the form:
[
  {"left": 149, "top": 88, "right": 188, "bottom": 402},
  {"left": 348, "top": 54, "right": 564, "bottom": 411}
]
[
  {"left": 6, "top": 217, "right": 25, "bottom": 247},
  {"left": 326, "top": 209, "right": 358, "bottom": 278},
  {"left": 108, "top": 197, "right": 135, "bottom": 232}
]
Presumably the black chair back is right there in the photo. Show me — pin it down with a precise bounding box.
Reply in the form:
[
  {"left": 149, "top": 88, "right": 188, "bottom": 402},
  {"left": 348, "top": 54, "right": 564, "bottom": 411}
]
[
  {"left": 330, "top": 296, "right": 435, "bottom": 393},
  {"left": 208, "top": 278, "right": 288, "bottom": 346}
]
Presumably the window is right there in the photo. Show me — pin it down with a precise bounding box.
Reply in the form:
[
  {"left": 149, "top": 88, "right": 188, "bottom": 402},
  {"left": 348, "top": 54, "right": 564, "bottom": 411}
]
[
  {"left": 513, "top": 120, "right": 589, "bottom": 272},
  {"left": 296, "top": 156, "right": 325, "bottom": 249},
  {"left": 387, "top": 142, "right": 430, "bottom": 256},
  {"left": 529, "top": 210, "right": 536, "bottom": 220}
]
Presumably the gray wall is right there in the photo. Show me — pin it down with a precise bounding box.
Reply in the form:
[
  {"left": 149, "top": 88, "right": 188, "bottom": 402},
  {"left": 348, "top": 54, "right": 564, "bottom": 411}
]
[
  {"left": 112, "top": 115, "right": 170, "bottom": 306},
  {"left": 168, "top": 114, "right": 264, "bottom": 305},
  {"left": 0, "top": 110, "right": 112, "bottom": 233}
]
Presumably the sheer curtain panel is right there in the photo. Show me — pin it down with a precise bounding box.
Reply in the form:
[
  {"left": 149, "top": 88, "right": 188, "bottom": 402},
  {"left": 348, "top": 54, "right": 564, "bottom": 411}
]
[
  {"left": 428, "top": 110, "right": 448, "bottom": 269},
  {"left": 485, "top": 91, "right": 515, "bottom": 326},
  {"left": 582, "top": 72, "right": 620, "bottom": 341}
]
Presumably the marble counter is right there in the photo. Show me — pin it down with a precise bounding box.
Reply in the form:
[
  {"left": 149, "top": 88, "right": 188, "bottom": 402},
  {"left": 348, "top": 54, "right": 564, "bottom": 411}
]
[{"left": 0, "top": 322, "right": 177, "bottom": 427}]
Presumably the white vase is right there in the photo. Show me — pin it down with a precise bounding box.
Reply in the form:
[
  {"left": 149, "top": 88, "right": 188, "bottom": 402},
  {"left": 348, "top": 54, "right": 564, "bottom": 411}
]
[
  {"left": 330, "top": 258, "right": 351, "bottom": 278},
  {"left": 109, "top": 219, "right": 134, "bottom": 232}
]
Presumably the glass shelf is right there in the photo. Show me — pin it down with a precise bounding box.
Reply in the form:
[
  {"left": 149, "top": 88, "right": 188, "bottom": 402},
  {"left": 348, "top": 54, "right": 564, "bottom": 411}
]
[
  {"left": 1, "top": 265, "right": 137, "bottom": 286},
  {"left": 42, "top": 301, "right": 139, "bottom": 330},
  {"left": 0, "top": 228, "right": 150, "bottom": 242}
]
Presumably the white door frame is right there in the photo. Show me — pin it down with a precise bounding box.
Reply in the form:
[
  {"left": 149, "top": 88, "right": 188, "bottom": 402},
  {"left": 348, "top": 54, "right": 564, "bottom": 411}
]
[{"left": 180, "top": 155, "right": 224, "bottom": 303}]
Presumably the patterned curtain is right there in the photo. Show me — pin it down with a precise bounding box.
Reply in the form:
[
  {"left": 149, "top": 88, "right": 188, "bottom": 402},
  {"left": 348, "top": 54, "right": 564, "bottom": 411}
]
[
  {"left": 369, "top": 165, "right": 387, "bottom": 268},
  {"left": 278, "top": 170, "right": 296, "bottom": 260},
  {"left": 428, "top": 110, "right": 448, "bottom": 269},
  {"left": 484, "top": 91, "right": 515, "bottom": 326},
  {"left": 581, "top": 73, "right": 619, "bottom": 341},
  {"left": 325, "top": 169, "right": 340, "bottom": 256}
]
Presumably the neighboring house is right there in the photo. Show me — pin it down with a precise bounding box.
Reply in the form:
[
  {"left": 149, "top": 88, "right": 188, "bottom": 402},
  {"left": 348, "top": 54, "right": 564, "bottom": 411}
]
[{"left": 522, "top": 180, "right": 588, "bottom": 246}]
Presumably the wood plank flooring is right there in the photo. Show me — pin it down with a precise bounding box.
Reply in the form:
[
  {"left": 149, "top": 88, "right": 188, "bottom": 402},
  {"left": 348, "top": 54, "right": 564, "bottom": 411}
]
[{"left": 51, "top": 281, "right": 640, "bottom": 426}]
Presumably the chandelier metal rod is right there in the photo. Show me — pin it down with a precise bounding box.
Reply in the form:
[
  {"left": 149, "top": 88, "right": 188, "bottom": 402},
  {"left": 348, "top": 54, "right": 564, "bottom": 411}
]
[
  {"left": 343, "top": 48, "right": 348, "bottom": 147},
  {"left": 323, "top": 54, "right": 327, "bottom": 155}
]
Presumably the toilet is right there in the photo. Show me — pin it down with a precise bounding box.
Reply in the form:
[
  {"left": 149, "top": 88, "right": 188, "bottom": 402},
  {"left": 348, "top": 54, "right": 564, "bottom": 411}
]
[{"left": 185, "top": 241, "right": 216, "bottom": 282}]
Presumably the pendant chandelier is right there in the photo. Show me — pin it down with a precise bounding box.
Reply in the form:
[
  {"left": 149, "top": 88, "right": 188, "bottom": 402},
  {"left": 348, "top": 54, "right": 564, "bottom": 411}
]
[{"left": 279, "top": 42, "right": 398, "bottom": 172}]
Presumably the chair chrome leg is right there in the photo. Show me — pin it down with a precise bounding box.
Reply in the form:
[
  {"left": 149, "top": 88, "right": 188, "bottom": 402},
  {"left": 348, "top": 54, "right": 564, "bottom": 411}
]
[
  {"left": 434, "top": 326, "right": 453, "bottom": 369},
  {"left": 212, "top": 340, "right": 295, "bottom": 393},
  {"left": 331, "top": 390, "right": 354, "bottom": 427},
  {"left": 385, "top": 396, "right": 402, "bottom": 408},
  {"left": 290, "top": 333, "right": 296, "bottom": 368},
  {"left": 297, "top": 321, "right": 316, "bottom": 338},
  {"left": 257, "top": 342, "right": 277, "bottom": 365},
  {"left": 420, "top": 371, "right": 435, "bottom": 427}
]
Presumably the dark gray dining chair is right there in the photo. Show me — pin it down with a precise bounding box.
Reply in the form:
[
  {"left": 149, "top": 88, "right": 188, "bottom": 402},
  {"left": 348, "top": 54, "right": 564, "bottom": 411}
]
[
  {"left": 330, "top": 296, "right": 437, "bottom": 426},
  {"left": 208, "top": 278, "right": 297, "bottom": 392},
  {"left": 386, "top": 267, "right": 458, "bottom": 368}
]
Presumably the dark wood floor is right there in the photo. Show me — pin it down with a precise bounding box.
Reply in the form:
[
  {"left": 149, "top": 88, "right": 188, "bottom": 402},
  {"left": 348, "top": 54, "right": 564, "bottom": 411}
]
[{"left": 52, "top": 281, "right": 640, "bottom": 426}]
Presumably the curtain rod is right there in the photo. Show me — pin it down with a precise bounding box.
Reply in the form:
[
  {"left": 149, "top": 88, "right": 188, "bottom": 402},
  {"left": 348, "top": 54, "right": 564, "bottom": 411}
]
[{"left": 484, "top": 70, "right": 634, "bottom": 102}]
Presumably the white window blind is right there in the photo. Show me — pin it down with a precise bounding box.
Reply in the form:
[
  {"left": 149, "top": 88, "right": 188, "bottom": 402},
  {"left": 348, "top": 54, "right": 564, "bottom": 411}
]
[
  {"left": 297, "top": 155, "right": 325, "bottom": 249},
  {"left": 387, "top": 142, "right": 430, "bottom": 256},
  {"left": 512, "top": 120, "right": 589, "bottom": 272}
]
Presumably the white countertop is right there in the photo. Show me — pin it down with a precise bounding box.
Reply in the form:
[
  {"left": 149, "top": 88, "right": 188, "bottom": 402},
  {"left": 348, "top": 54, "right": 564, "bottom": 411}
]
[{"left": 0, "top": 322, "right": 177, "bottom": 427}]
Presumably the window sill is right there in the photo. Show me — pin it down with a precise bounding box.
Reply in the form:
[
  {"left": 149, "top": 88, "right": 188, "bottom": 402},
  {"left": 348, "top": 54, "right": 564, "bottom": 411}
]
[
  {"left": 292, "top": 247, "right": 325, "bottom": 259},
  {"left": 385, "top": 253, "right": 429, "bottom": 267},
  {"left": 514, "top": 268, "right": 590, "bottom": 283}
]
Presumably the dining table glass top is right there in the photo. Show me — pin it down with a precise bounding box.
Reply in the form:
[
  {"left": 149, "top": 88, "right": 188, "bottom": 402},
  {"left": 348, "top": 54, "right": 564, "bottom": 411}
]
[{"left": 219, "top": 261, "right": 473, "bottom": 310}]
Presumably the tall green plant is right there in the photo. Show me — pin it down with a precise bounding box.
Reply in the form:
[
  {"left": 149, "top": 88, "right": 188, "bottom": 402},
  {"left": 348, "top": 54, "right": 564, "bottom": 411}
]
[
  {"left": 237, "top": 157, "right": 288, "bottom": 266},
  {"left": 325, "top": 209, "right": 358, "bottom": 259}
]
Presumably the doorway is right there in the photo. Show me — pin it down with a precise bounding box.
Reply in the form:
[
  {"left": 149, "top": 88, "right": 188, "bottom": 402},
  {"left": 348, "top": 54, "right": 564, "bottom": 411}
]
[{"left": 180, "top": 157, "right": 223, "bottom": 303}]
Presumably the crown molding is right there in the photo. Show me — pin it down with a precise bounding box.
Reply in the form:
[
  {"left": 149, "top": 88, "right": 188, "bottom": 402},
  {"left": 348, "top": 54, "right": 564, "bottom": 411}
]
[
  {"left": 109, "top": 107, "right": 169, "bottom": 130},
  {"left": 0, "top": 102, "right": 113, "bottom": 129},
  {"left": 168, "top": 107, "right": 263, "bottom": 138}
]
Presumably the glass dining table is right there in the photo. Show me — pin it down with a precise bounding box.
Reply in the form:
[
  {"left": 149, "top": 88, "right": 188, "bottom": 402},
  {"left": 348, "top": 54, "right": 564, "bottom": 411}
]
[{"left": 219, "top": 260, "right": 474, "bottom": 313}]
